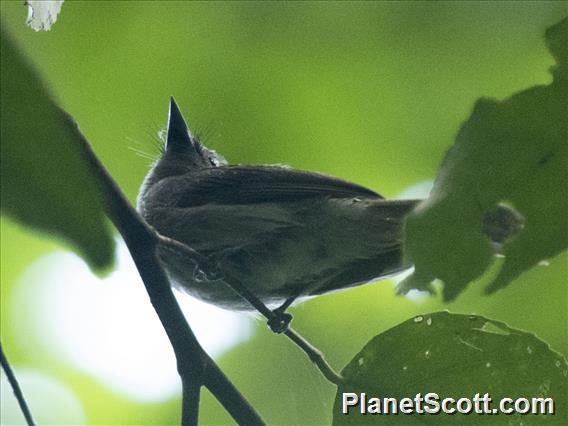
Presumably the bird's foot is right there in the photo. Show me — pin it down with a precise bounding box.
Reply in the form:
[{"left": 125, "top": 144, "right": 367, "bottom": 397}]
[
  {"left": 193, "top": 259, "right": 223, "bottom": 282},
  {"left": 267, "top": 310, "right": 293, "bottom": 334}
]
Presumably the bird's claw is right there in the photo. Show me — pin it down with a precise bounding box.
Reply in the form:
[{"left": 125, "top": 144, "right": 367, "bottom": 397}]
[
  {"left": 267, "top": 311, "right": 293, "bottom": 333},
  {"left": 193, "top": 262, "right": 223, "bottom": 282}
]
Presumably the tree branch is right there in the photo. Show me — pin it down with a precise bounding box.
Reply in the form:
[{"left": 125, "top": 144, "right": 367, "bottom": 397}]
[
  {"left": 0, "top": 341, "right": 36, "bottom": 426},
  {"left": 182, "top": 377, "right": 202, "bottom": 425},
  {"left": 71, "top": 114, "right": 264, "bottom": 425}
]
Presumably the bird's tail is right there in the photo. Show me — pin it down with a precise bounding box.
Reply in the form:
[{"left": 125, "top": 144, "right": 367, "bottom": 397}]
[{"left": 310, "top": 198, "right": 523, "bottom": 297}]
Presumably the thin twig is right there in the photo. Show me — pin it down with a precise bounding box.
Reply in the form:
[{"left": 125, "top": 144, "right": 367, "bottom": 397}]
[
  {"left": 0, "top": 341, "right": 36, "bottom": 426},
  {"left": 158, "top": 234, "right": 212, "bottom": 273},
  {"left": 283, "top": 329, "right": 345, "bottom": 385},
  {"left": 156, "top": 231, "right": 345, "bottom": 384},
  {"left": 221, "top": 276, "right": 345, "bottom": 383},
  {"left": 69, "top": 110, "right": 265, "bottom": 425},
  {"left": 221, "top": 275, "right": 345, "bottom": 383},
  {"left": 156, "top": 236, "right": 273, "bottom": 318}
]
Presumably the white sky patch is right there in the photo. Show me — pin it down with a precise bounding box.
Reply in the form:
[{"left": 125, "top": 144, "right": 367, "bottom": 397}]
[
  {"left": 11, "top": 240, "right": 253, "bottom": 402},
  {"left": 26, "top": 1, "right": 64, "bottom": 32},
  {"left": 1, "top": 368, "right": 85, "bottom": 425},
  {"left": 397, "top": 180, "right": 433, "bottom": 200}
]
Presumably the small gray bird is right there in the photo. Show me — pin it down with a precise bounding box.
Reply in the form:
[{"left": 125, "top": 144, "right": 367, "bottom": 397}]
[
  {"left": 137, "top": 99, "right": 517, "bottom": 329},
  {"left": 137, "top": 98, "right": 416, "bottom": 319}
]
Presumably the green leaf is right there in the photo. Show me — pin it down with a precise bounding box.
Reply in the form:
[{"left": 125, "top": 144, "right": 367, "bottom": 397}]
[
  {"left": 334, "top": 311, "right": 568, "bottom": 425},
  {"left": 0, "top": 28, "right": 114, "bottom": 271},
  {"left": 402, "top": 18, "right": 568, "bottom": 300}
]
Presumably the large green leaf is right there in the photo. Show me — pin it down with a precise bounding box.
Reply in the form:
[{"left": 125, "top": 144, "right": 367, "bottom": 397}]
[
  {"left": 0, "top": 28, "right": 114, "bottom": 270},
  {"left": 334, "top": 312, "right": 568, "bottom": 425},
  {"left": 401, "top": 18, "right": 567, "bottom": 300}
]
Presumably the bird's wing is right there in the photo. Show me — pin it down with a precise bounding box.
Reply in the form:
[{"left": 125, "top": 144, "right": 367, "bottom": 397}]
[{"left": 174, "top": 165, "right": 383, "bottom": 207}]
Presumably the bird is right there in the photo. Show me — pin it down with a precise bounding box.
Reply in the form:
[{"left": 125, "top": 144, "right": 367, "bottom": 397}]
[{"left": 137, "top": 98, "right": 514, "bottom": 331}]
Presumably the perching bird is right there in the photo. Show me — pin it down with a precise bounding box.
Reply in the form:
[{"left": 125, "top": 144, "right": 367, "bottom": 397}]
[{"left": 137, "top": 99, "right": 515, "bottom": 329}]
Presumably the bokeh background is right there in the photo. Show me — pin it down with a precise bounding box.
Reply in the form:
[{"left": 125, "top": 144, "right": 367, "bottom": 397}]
[{"left": 1, "top": 2, "right": 566, "bottom": 425}]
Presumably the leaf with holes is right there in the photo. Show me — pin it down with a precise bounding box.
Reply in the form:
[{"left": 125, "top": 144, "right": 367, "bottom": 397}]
[
  {"left": 334, "top": 311, "right": 568, "bottom": 425},
  {"left": 401, "top": 18, "right": 567, "bottom": 300}
]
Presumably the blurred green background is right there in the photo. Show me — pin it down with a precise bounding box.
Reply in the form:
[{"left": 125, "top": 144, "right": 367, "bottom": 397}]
[{"left": 1, "top": 2, "right": 566, "bottom": 425}]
